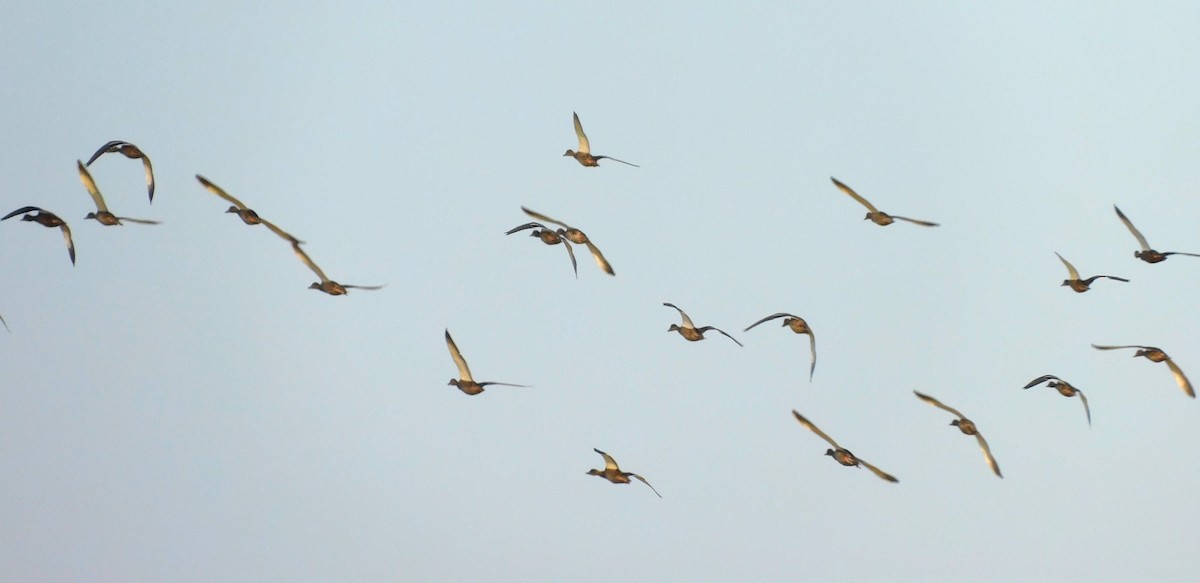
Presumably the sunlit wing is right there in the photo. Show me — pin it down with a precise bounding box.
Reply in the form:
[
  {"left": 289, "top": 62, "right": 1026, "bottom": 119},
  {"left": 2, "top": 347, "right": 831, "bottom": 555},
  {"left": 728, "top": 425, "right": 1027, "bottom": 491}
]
[
  {"left": 76, "top": 161, "right": 109, "bottom": 213},
  {"left": 583, "top": 240, "right": 614, "bottom": 275},
  {"left": 913, "top": 390, "right": 966, "bottom": 419},
  {"left": 572, "top": 112, "right": 590, "bottom": 154},
  {"left": 141, "top": 155, "right": 155, "bottom": 203},
  {"left": 1165, "top": 359, "right": 1195, "bottom": 398},
  {"left": 792, "top": 410, "right": 841, "bottom": 449},
  {"left": 291, "top": 242, "right": 330, "bottom": 283},
  {"left": 60, "top": 223, "right": 76, "bottom": 265},
  {"left": 593, "top": 448, "right": 619, "bottom": 471},
  {"left": 260, "top": 219, "right": 302, "bottom": 245},
  {"left": 663, "top": 302, "right": 695, "bottom": 329},
  {"left": 858, "top": 458, "right": 899, "bottom": 483},
  {"left": 974, "top": 432, "right": 1003, "bottom": 478},
  {"left": 520, "top": 206, "right": 570, "bottom": 230},
  {"left": 830, "top": 177, "right": 879, "bottom": 213},
  {"left": 444, "top": 329, "right": 473, "bottom": 382},
  {"left": 1055, "top": 252, "right": 1080, "bottom": 280},
  {"left": 196, "top": 175, "right": 249, "bottom": 209},
  {"left": 1114, "top": 205, "right": 1152, "bottom": 251}
]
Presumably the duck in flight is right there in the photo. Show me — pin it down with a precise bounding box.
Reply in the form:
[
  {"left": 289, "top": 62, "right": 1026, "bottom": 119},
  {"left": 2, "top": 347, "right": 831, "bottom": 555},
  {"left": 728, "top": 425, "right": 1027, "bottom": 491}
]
[
  {"left": 2, "top": 206, "right": 76, "bottom": 265},
  {"left": 520, "top": 206, "right": 613, "bottom": 275},
  {"left": 664, "top": 303, "right": 742, "bottom": 346},
  {"left": 85, "top": 140, "right": 155, "bottom": 203},
  {"left": 290, "top": 242, "right": 383, "bottom": 295},
  {"left": 77, "top": 161, "right": 159, "bottom": 226},
  {"left": 563, "top": 112, "right": 638, "bottom": 167},
  {"left": 914, "top": 391, "right": 1002, "bottom": 478},
  {"left": 1113, "top": 205, "right": 1200, "bottom": 263},
  {"left": 744, "top": 313, "right": 816, "bottom": 381},
  {"left": 1023, "top": 374, "right": 1091, "bottom": 426},
  {"left": 586, "top": 449, "right": 662, "bottom": 497},
  {"left": 1091, "top": 344, "right": 1194, "bottom": 398},
  {"left": 195, "top": 175, "right": 302, "bottom": 244},
  {"left": 1055, "top": 252, "right": 1128, "bottom": 293},
  {"left": 506, "top": 221, "right": 578, "bottom": 277},
  {"left": 791, "top": 410, "right": 898, "bottom": 483},
  {"left": 444, "top": 329, "right": 528, "bottom": 395},
  {"left": 830, "top": 177, "right": 938, "bottom": 227}
]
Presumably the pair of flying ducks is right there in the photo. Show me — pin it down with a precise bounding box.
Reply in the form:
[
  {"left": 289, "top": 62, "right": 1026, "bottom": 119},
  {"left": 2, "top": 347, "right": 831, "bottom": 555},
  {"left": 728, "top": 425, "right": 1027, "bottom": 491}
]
[{"left": 507, "top": 207, "right": 613, "bottom": 277}]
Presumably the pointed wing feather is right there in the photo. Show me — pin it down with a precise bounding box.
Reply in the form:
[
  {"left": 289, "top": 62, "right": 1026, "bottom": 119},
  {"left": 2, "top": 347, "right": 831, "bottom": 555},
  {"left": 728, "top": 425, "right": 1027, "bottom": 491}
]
[
  {"left": 196, "top": 175, "right": 250, "bottom": 209},
  {"left": 807, "top": 332, "right": 817, "bottom": 382},
  {"left": 890, "top": 215, "right": 940, "bottom": 227},
  {"left": 77, "top": 161, "right": 109, "bottom": 213},
  {"left": 60, "top": 223, "right": 76, "bottom": 265},
  {"left": 563, "top": 240, "right": 578, "bottom": 278},
  {"left": 444, "top": 329, "right": 473, "bottom": 382},
  {"left": 663, "top": 302, "right": 695, "bottom": 329},
  {"left": 291, "top": 242, "right": 330, "bottom": 283},
  {"left": 792, "top": 410, "right": 841, "bottom": 450},
  {"left": 913, "top": 390, "right": 967, "bottom": 419},
  {"left": 1091, "top": 344, "right": 1151, "bottom": 351},
  {"left": 583, "top": 240, "right": 614, "bottom": 275},
  {"left": 630, "top": 473, "right": 663, "bottom": 498},
  {"left": 592, "top": 155, "right": 639, "bottom": 167},
  {"left": 857, "top": 458, "right": 899, "bottom": 483},
  {"left": 974, "top": 432, "right": 1003, "bottom": 478},
  {"left": 116, "top": 216, "right": 161, "bottom": 225},
  {"left": 141, "top": 155, "right": 155, "bottom": 203},
  {"left": 1114, "top": 205, "right": 1152, "bottom": 251},
  {"left": 830, "top": 177, "right": 879, "bottom": 213},
  {"left": 699, "top": 326, "right": 743, "bottom": 347},
  {"left": 1055, "top": 252, "right": 1080, "bottom": 280},
  {"left": 1023, "top": 374, "right": 1059, "bottom": 389},
  {"left": 1165, "top": 359, "right": 1195, "bottom": 398},
  {"left": 572, "top": 112, "right": 590, "bottom": 154},
  {"left": 1077, "top": 390, "right": 1091, "bottom": 426}
]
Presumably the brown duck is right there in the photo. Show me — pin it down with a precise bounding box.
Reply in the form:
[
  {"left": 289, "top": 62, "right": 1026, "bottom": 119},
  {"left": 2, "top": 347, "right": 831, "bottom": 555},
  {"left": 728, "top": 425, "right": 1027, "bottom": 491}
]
[
  {"left": 3, "top": 206, "right": 76, "bottom": 265},
  {"left": 1023, "top": 374, "right": 1091, "bottom": 426},
  {"left": 587, "top": 448, "right": 661, "bottom": 497},
  {"left": 445, "top": 329, "right": 527, "bottom": 395},
  {"left": 1091, "top": 344, "right": 1194, "bottom": 398},
  {"left": 914, "top": 391, "right": 1002, "bottom": 478},
  {"left": 77, "top": 161, "right": 159, "bottom": 226},
  {"left": 195, "top": 175, "right": 302, "bottom": 244},
  {"left": 664, "top": 303, "right": 742, "bottom": 346},
  {"left": 831, "top": 177, "right": 938, "bottom": 227},
  {"left": 563, "top": 112, "right": 638, "bottom": 167},
  {"left": 520, "top": 206, "right": 613, "bottom": 275},
  {"left": 1055, "top": 252, "right": 1128, "bottom": 292},
  {"left": 791, "top": 410, "right": 898, "bottom": 482},
  {"left": 744, "top": 313, "right": 816, "bottom": 381},
  {"left": 1114, "top": 205, "right": 1200, "bottom": 263},
  {"left": 291, "top": 242, "right": 384, "bottom": 295},
  {"left": 85, "top": 140, "right": 155, "bottom": 203},
  {"left": 506, "top": 221, "right": 578, "bottom": 277}
]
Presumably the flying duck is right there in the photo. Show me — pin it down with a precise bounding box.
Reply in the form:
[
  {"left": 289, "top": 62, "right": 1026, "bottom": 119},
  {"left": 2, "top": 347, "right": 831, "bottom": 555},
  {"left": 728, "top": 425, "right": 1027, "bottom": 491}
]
[
  {"left": 195, "top": 175, "right": 301, "bottom": 244},
  {"left": 1091, "top": 344, "right": 1194, "bottom": 398},
  {"left": 914, "top": 391, "right": 1002, "bottom": 478},
  {"left": 77, "top": 161, "right": 159, "bottom": 226},
  {"left": 744, "top": 312, "right": 816, "bottom": 381},
  {"left": 664, "top": 303, "right": 742, "bottom": 346},
  {"left": 563, "top": 112, "right": 638, "bottom": 167},
  {"left": 506, "top": 221, "right": 578, "bottom": 277},
  {"left": 290, "top": 242, "right": 383, "bottom": 295},
  {"left": 1055, "top": 252, "right": 1128, "bottom": 292},
  {"left": 1113, "top": 205, "right": 1200, "bottom": 263},
  {"left": 84, "top": 140, "right": 155, "bottom": 203},
  {"left": 831, "top": 177, "right": 938, "bottom": 227},
  {"left": 2, "top": 206, "right": 76, "bottom": 265},
  {"left": 444, "top": 329, "right": 528, "bottom": 395},
  {"left": 587, "top": 448, "right": 662, "bottom": 497},
  {"left": 1023, "top": 374, "right": 1091, "bottom": 426},
  {"left": 520, "top": 206, "right": 613, "bottom": 275},
  {"left": 791, "top": 410, "right": 898, "bottom": 482}
]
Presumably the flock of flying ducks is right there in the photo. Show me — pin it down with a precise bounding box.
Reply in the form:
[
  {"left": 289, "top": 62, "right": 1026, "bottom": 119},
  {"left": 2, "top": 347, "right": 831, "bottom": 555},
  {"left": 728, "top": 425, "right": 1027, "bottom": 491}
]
[{"left": 4, "top": 113, "right": 1196, "bottom": 495}]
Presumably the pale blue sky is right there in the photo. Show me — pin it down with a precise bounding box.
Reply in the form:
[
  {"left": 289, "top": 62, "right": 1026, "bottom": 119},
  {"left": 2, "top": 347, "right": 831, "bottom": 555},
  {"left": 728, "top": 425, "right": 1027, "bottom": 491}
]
[{"left": 2, "top": 2, "right": 1199, "bottom": 582}]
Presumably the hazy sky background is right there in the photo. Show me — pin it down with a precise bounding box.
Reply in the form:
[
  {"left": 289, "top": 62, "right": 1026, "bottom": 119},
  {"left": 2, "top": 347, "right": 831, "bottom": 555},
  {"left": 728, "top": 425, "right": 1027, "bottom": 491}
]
[{"left": 2, "top": 2, "right": 1199, "bottom": 581}]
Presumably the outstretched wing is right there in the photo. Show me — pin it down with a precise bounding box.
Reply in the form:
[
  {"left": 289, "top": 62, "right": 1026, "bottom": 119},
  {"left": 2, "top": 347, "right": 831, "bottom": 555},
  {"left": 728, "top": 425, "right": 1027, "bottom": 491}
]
[
  {"left": 77, "top": 161, "right": 109, "bottom": 213},
  {"left": 792, "top": 410, "right": 841, "bottom": 450},
  {"left": 699, "top": 326, "right": 743, "bottom": 347},
  {"left": 629, "top": 473, "right": 663, "bottom": 498},
  {"left": 115, "top": 216, "right": 161, "bottom": 225},
  {"left": 857, "top": 458, "right": 899, "bottom": 483},
  {"left": 663, "top": 302, "right": 695, "bottom": 329},
  {"left": 743, "top": 312, "right": 791, "bottom": 332},
  {"left": 2, "top": 206, "right": 42, "bottom": 221},
  {"left": 593, "top": 448, "right": 619, "bottom": 471},
  {"left": 1091, "top": 344, "right": 1150, "bottom": 351},
  {"left": 140, "top": 155, "right": 155, "bottom": 203},
  {"left": 505, "top": 222, "right": 547, "bottom": 236},
  {"left": 343, "top": 284, "right": 385, "bottom": 290},
  {"left": 520, "top": 206, "right": 570, "bottom": 230},
  {"left": 572, "top": 112, "right": 590, "bottom": 154},
  {"left": 913, "top": 390, "right": 967, "bottom": 419},
  {"left": 831, "top": 177, "right": 879, "bottom": 213},
  {"left": 291, "top": 242, "right": 329, "bottom": 283},
  {"left": 444, "top": 329, "right": 473, "bottom": 382},
  {"left": 806, "top": 332, "right": 817, "bottom": 382},
  {"left": 1165, "top": 359, "right": 1195, "bottom": 398},
  {"left": 196, "top": 175, "right": 249, "bottom": 210},
  {"left": 583, "top": 240, "right": 614, "bottom": 275},
  {"left": 563, "top": 240, "right": 578, "bottom": 278},
  {"left": 84, "top": 140, "right": 123, "bottom": 166},
  {"left": 60, "top": 223, "right": 76, "bottom": 265},
  {"left": 974, "top": 432, "right": 1003, "bottom": 478},
  {"left": 1055, "top": 252, "right": 1080, "bottom": 280},
  {"left": 891, "top": 215, "right": 940, "bottom": 227},
  {"left": 1076, "top": 390, "right": 1091, "bottom": 426},
  {"left": 1114, "top": 205, "right": 1152, "bottom": 252},
  {"left": 592, "top": 155, "right": 639, "bottom": 167},
  {"left": 260, "top": 219, "right": 303, "bottom": 245},
  {"left": 1023, "top": 374, "right": 1059, "bottom": 389}
]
